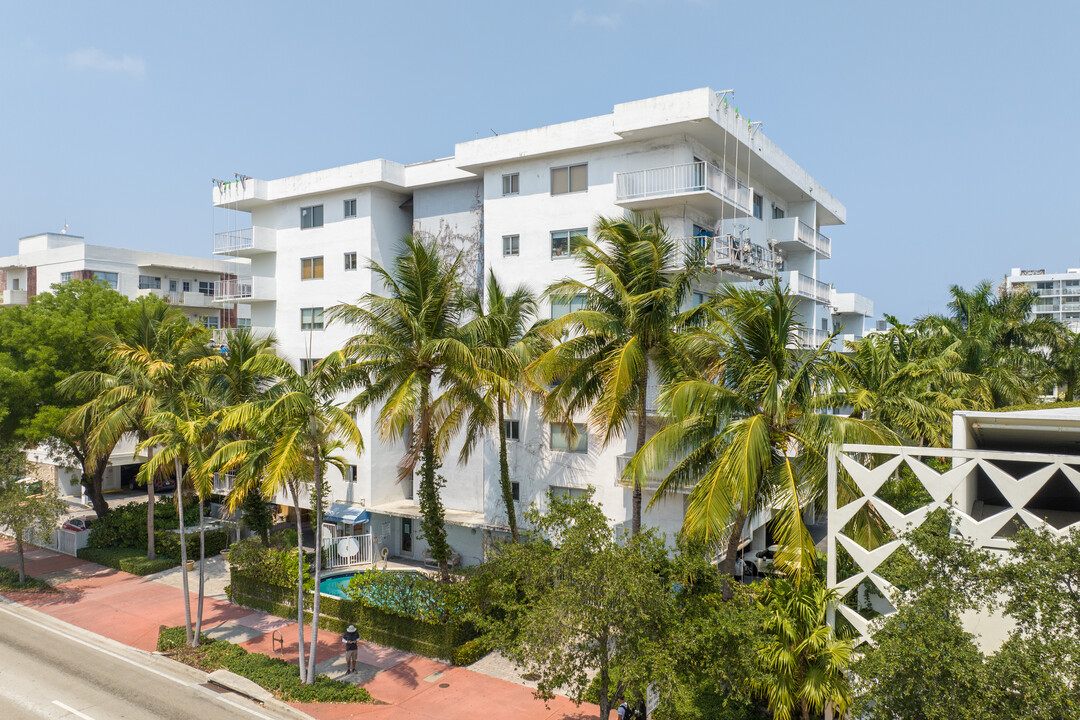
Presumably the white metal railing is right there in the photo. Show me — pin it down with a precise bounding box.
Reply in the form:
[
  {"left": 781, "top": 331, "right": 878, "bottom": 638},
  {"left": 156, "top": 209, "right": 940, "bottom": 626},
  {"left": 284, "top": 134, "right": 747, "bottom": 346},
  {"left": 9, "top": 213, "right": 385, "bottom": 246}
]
[
  {"left": 815, "top": 229, "right": 832, "bottom": 257},
  {"left": 681, "top": 235, "right": 780, "bottom": 279},
  {"left": 796, "top": 220, "right": 817, "bottom": 250},
  {"left": 212, "top": 473, "right": 234, "bottom": 495},
  {"left": 615, "top": 161, "right": 752, "bottom": 213},
  {"left": 322, "top": 532, "right": 374, "bottom": 569},
  {"left": 215, "top": 276, "right": 254, "bottom": 301},
  {"left": 214, "top": 228, "right": 254, "bottom": 254},
  {"left": 789, "top": 272, "right": 831, "bottom": 303}
]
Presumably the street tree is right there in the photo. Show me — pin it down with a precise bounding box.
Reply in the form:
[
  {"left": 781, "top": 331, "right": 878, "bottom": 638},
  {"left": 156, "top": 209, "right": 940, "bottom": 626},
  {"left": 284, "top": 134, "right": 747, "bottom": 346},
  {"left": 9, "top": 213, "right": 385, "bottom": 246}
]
[{"left": 0, "top": 452, "right": 65, "bottom": 584}]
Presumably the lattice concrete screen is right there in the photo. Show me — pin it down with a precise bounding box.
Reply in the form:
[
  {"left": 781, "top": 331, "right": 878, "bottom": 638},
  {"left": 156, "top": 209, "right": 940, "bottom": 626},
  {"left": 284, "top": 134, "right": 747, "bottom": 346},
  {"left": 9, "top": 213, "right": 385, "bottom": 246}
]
[{"left": 826, "top": 444, "right": 1080, "bottom": 645}]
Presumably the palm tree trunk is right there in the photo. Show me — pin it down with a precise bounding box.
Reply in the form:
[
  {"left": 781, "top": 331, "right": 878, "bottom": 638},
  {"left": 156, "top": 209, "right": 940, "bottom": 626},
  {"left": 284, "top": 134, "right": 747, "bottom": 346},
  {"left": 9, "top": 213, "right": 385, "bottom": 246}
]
[
  {"left": 497, "top": 400, "right": 518, "bottom": 542},
  {"left": 290, "top": 484, "right": 308, "bottom": 683},
  {"left": 174, "top": 457, "right": 193, "bottom": 645},
  {"left": 721, "top": 508, "right": 748, "bottom": 601},
  {"left": 194, "top": 498, "right": 206, "bottom": 646},
  {"left": 417, "top": 386, "right": 451, "bottom": 582},
  {"left": 146, "top": 446, "right": 156, "bottom": 561},
  {"left": 306, "top": 444, "right": 323, "bottom": 685},
  {"left": 632, "top": 377, "right": 647, "bottom": 535}
]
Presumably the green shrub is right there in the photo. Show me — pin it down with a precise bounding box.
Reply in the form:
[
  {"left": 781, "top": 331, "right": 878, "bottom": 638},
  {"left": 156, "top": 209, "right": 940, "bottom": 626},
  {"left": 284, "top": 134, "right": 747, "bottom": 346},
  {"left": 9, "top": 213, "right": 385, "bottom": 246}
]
[
  {"left": 156, "top": 626, "right": 373, "bottom": 703},
  {"left": 0, "top": 566, "right": 55, "bottom": 592},
  {"left": 345, "top": 568, "right": 458, "bottom": 623},
  {"left": 87, "top": 500, "right": 194, "bottom": 550},
  {"left": 154, "top": 527, "right": 229, "bottom": 561},
  {"left": 78, "top": 546, "right": 178, "bottom": 575},
  {"left": 228, "top": 537, "right": 310, "bottom": 589},
  {"left": 450, "top": 635, "right": 491, "bottom": 666}
]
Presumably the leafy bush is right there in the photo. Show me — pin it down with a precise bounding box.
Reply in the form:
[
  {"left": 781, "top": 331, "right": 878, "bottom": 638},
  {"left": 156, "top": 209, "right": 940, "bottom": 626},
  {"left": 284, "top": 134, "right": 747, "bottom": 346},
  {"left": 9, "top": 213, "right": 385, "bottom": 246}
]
[
  {"left": 450, "top": 635, "right": 491, "bottom": 666},
  {"left": 155, "top": 527, "right": 229, "bottom": 561},
  {"left": 78, "top": 546, "right": 178, "bottom": 575},
  {"left": 157, "top": 626, "right": 373, "bottom": 703},
  {"left": 345, "top": 569, "right": 458, "bottom": 623},
  {"left": 0, "top": 565, "right": 55, "bottom": 592},
  {"left": 227, "top": 537, "right": 309, "bottom": 589},
  {"left": 87, "top": 500, "right": 192, "bottom": 549}
]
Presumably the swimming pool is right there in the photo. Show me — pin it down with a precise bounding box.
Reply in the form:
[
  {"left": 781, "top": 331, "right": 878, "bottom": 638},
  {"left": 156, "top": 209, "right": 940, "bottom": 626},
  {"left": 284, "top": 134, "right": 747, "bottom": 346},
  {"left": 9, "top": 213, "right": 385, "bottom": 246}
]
[{"left": 317, "top": 569, "right": 423, "bottom": 599}]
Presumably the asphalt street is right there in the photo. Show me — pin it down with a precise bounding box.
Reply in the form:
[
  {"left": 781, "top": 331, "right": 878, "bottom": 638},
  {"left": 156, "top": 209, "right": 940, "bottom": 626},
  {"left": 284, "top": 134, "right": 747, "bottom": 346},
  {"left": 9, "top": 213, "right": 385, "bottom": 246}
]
[{"left": 0, "top": 600, "right": 308, "bottom": 720}]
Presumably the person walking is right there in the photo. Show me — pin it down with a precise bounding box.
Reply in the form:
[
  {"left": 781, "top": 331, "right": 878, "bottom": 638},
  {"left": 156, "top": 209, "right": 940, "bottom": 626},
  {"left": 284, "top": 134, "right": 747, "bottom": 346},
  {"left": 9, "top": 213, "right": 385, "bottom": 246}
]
[{"left": 342, "top": 624, "right": 360, "bottom": 674}]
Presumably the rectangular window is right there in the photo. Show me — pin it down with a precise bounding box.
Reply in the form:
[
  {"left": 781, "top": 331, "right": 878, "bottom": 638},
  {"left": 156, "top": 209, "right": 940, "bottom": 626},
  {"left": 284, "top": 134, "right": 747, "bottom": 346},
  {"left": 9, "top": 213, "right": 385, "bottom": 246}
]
[
  {"left": 345, "top": 464, "right": 357, "bottom": 483},
  {"left": 550, "top": 486, "right": 586, "bottom": 498},
  {"left": 168, "top": 279, "right": 178, "bottom": 292},
  {"left": 300, "top": 307, "right": 324, "bottom": 331},
  {"left": 551, "top": 294, "right": 587, "bottom": 318},
  {"left": 551, "top": 228, "right": 586, "bottom": 258},
  {"left": 502, "top": 234, "right": 519, "bottom": 257},
  {"left": 138, "top": 275, "right": 161, "bottom": 290},
  {"left": 60, "top": 272, "right": 73, "bottom": 284},
  {"left": 502, "top": 173, "right": 519, "bottom": 196},
  {"left": 693, "top": 292, "right": 706, "bottom": 307},
  {"left": 772, "top": 205, "right": 785, "bottom": 220},
  {"left": 300, "top": 256, "right": 324, "bottom": 280},
  {"left": 91, "top": 271, "right": 118, "bottom": 290},
  {"left": 299, "top": 358, "right": 322, "bottom": 375},
  {"left": 550, "top": 422, "right": 587, "bottom": 453},
  {"left": 237, "top": 318, "right": 252, "bottom": 328},
  {"left": 511, "top": 481, "right": 520, "bottom": 502},
  {"left": 300, "top": 205, "right": 324, "bottom": 229},
  {"left": 198, "top": 281, "right": 214, "bottom": 295},
  {"left": 343, "top": 198, "right": 357, "bottom": 218},
  {"left": 11, "top": 278, "right": 19, "bottom": 290},
  {"left": 182, "top": 280, "right": 191, "bottom": 292},
  {"left": 344, "top": 252, "right": 357, "bottom": 271},
  {"left": 753, "top": 193, "right": 763, "bottom": 220},
  {"left": 504, "top": 420, "right": 520, "bottom": 441},
  {"left": 550, "top": 163, "right": 587, "bottom": 195},
  {"left": 200, "top": 315, "right": 220, "bottom": 329}
]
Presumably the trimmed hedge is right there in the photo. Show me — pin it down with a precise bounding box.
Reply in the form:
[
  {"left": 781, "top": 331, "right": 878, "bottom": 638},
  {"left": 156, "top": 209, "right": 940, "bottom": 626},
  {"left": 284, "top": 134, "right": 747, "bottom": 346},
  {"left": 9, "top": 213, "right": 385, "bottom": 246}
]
[
  {"left": 228, "top": 570, "right": 478, "bottom": 662},
  {"left": 157, "top": 626, "right": 373, "bottom": 703},
  {"left": 450, "top": 635, "right": 492, "bottom": 666},
  {"left": 78, "top": 546, "right": 178, "bottom": 575}
]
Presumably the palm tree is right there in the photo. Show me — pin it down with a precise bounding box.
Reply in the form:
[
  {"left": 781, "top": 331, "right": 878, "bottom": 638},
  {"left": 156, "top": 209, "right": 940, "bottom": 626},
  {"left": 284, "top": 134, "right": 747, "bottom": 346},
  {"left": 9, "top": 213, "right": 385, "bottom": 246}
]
[
  {"left": 331, "top": 235, "right": 481, "bottom": 581},
  {"left": 60, "top": 301, "right": 200, "bottom": 561},
  {"left": 529, "top": 212, "right": 699, "bottom": 535},
  {"left": 1050, "top": 329, "right": 1080, "bottom": 401},
  {"left": 459, "top": 271, "right": 547, "bottom": 542},
  {"left": 632, "top": 281, "right": 887, "bottom": 589},
  {"left": 756, "top": 576, "right": 853, "bottom": 720},
  {"left": 217, "top": 351, "right": 361, "bottom": 683}
]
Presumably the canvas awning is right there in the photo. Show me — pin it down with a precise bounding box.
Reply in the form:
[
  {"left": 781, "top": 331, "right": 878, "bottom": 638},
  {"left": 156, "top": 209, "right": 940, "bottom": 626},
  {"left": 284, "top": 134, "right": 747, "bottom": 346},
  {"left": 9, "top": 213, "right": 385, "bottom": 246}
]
[{"left": 324, "top": 503, "right": 370, "bottom": 525}]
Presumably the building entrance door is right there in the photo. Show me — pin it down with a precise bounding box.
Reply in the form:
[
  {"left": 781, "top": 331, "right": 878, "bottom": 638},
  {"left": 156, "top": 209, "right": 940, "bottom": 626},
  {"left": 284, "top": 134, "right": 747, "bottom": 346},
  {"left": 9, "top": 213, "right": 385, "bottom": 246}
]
[{"left": 401, "top": 518, "right": 413, "bottom": 554}]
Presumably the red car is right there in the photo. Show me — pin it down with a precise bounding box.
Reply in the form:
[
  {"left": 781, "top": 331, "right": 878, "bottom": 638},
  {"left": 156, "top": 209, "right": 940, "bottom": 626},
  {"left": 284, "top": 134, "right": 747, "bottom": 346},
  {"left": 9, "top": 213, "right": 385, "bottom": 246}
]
[{"left": 62, "top": 517, "right": 93, "bottom": 532}]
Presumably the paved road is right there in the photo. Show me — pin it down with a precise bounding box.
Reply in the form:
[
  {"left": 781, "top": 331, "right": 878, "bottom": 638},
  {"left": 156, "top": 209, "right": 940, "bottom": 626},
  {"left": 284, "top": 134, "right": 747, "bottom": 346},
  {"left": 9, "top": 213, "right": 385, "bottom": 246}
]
[{"left": 0, "top": 601, "right": 308, "bottom": 720}]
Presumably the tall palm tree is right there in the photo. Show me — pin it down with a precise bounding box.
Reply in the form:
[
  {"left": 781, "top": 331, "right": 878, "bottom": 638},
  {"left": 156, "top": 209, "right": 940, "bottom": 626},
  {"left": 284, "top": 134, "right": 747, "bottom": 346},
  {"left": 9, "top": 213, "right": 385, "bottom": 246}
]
[
  {"left": 530, "top": 212, "right": 699, "bottom": 535},
  {"left": 331, "top": 235, "right": 481, "bottom": 581},
  {"left": 60, "top": 302, "right": 210, "bottom": 560},
  {"left": 459, "top": 271, "right": 547, "bottom": 542},
  {"left": 217, "top": 351, "right": 360, "bottom": 683},
  {"left": 756, "top": 576, "right": 853, "bottom": 720},
  {"left": 632, "top": 281, "right": 887, "bottom": 589}
]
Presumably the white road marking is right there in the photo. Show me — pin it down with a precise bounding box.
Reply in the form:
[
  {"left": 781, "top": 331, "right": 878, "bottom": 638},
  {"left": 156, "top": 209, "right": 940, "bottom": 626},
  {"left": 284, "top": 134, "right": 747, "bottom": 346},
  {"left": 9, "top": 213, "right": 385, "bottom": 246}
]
[
  {"left": 52, "top": 700, "right": 95, "bottom": 719},
  {"left": 0, "top": 603, "right": 279, "bottom": 720}
]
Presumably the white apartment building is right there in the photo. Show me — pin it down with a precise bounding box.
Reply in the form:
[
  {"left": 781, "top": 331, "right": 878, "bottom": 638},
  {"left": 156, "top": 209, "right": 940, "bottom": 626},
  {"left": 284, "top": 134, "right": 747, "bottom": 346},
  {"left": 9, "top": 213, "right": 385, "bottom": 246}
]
[
  {"left": 830, "top": 289, "right": 875, "bottom": 347},
  {"left": 212, "top": 88, "right": 853, "bottom": 565},
  {"left": 0, "top": 232, "right": 250, "bottom": 330},
  {"left": 1005, "top": 266, "right": 1080, "bottom": 331}
]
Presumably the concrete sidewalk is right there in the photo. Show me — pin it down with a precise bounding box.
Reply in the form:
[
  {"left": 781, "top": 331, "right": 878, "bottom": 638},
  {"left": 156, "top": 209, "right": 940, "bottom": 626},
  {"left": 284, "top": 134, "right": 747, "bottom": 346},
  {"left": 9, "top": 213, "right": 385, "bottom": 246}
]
[{"left": 0, "top": 539, "right": 599, "bottom": 720}]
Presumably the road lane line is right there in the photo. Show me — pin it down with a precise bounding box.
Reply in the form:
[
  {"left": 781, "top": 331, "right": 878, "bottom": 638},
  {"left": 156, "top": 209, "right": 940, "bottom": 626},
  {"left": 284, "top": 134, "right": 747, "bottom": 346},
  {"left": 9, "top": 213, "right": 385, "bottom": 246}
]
[
  {"left": 0, "top": 603, "right": 280, "bottom": 720},
  {"left": 52, "top": 700, "right": 94, "bottom": 719}
]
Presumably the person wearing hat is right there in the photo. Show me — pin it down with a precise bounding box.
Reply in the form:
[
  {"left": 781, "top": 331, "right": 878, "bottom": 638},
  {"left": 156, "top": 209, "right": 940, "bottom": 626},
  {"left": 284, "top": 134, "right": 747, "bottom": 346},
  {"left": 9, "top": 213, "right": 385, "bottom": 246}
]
[{"left": 342, "top": 624, "right": 360, "bottom": 674}]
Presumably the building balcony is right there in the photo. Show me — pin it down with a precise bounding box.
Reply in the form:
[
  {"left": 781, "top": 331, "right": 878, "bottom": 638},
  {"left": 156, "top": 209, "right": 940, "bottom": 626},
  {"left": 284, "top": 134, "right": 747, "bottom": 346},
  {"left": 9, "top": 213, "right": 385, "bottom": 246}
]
[
  {"left": 212, "top": 325, "right": 275, "bottom": 346},
  {"left": 213, "top": 276, "right": 275, "bottom": 303},
  {"left": 831, "top": 291, "right": 874, "bottom": 318},
  {"left": 213, "top": 227, "right": 276, "bottom": 256},
  {"left": 614, "top": 161, "right": 752, "bottom": 216},
  {"left": 786, "top": 271, "right": 831, "bottom": 304},
  {"left": 795, "top": 327, "right": 832, "bottom": 348},
  {"left": 137, "top": 288, "right": 216, "bottom": 308},
  {"left": 683, "top": 234, "right": 780, "bottom": 280},
  {"left": 767, "top": 218, "right": 831, "bottom": 257},
  {"left": 0, "top": 289, "right": 28, "bottom": 306}
]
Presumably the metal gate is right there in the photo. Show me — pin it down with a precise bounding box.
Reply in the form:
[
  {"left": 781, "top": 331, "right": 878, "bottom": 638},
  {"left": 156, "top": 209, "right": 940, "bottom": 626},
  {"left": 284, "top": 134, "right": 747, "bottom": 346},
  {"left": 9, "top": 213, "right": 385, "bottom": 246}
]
[{"left": 322, "top": 532, "right": 373, "bottom": 569}]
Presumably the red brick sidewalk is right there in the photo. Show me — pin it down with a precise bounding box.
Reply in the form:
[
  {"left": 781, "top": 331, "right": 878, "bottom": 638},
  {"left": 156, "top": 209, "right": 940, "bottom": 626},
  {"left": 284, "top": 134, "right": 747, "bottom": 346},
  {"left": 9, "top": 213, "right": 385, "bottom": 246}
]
[{"left": 0, "top": 540, "right": 599, "bottom": 720}]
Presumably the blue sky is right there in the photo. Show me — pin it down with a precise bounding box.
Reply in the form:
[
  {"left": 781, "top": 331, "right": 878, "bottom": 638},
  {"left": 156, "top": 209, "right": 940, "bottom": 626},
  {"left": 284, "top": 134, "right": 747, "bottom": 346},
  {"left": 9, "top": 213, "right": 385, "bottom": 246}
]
[{"left": 2, "top": 0, "right": 1076, "bottom": 321}]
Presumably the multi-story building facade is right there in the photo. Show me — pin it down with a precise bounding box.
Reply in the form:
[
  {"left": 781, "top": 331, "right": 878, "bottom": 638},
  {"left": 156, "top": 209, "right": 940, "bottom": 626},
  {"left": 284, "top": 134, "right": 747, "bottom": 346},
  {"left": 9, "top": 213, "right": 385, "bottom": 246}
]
[
  {"left": 212, "top": 88, "right": 853, "bottom": 565},
  {"left": 0, "top": 232, "right": 249, "bottom": 330},
  {"left": 830, "top": 289, "right": 875, "bottom": 347},
  {"left": 1005, "top": 266, "right": 1080, "bottom": 331}
]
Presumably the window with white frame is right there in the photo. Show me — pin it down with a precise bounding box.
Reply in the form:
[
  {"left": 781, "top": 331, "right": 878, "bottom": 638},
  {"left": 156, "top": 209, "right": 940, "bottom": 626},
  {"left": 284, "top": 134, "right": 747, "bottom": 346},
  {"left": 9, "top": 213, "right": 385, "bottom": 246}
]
[
  {"left": 550, "top": 486, "right": 586, "bottom": 498},
  {"left": 182, "top": 280, "right": 191, "bottom": 292},
  {"left": 300, "top": 307, "right": 324, "bottom": 331},
  {"left": 502, "top": 173, "right": 519, "bottom": 196},
  {"left": 168, "top": 279, "right": 178, "bottom": 292},
  {"left": 550, "top": 422, "right": 587, "bottom": 453},
  {"left": 300, "top": 256, "right": 324, "bottom": 280},
  {"left": 345, "top": 464, "right": 357, "bottom": 483},
  {"left": 503, "top": 235, "right": 519, "bottom": 257},
  {"left": 300, "top": 357, "right": 322, "bottom": 375},
  {"left": 551, "top": 163, "right": 587, "bottom": 195},
  {"left": 139, "top": 275, "right": 161, "bottom": 290},
  {"left": 60, "top": 272, "right": 73, "bottom": 284},
  {"left": 504, "top": 420, "right": 520, "bottom": 441},
  {"left": 300, "top": 205, "right": 324, "bottom": 229},
  {"left": 753, "top": 193, "right": 763, "bottom": 220},
  {"left": 237, "top": 318, "right": 251, "bottom": 328},
  {"left": 551, "top": 228, "right": 586, "bottom": 258},
  {"left": 200, "top": 315, "right": 220, "bottom": 329},
  {"left": 551, "top": 294, "right": 586, "bottom": 319},
  {"left": 344, "top": 252, "right": 357, "bottom": 271},
  {"left": 198, "top": 280, "right": 214, "bottom": 295},
  {"left": 343, "top": 198, "right": 357, "bottom": 218},
  {"left": 91, "top": 271, "right": 118, "bottom": 289}
]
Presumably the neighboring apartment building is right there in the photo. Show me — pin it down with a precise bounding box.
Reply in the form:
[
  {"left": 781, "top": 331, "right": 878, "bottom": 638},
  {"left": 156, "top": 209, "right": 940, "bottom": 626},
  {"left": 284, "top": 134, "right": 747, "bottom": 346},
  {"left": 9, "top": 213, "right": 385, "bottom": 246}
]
[
  {"left": 1005, "top": 266, "right": 1080, "bottom": 331},
  {"left": 830, "top": 289, "right": 874, "bottom": 348},
  {"left": 212, "top": 88, "right": 854, "bottom": 565},
  {"left": 0, "top": 232, "right": 249, "bottom": 497},
  {"left": 0, "top": 232, "right": 250, "bottom": 330}
]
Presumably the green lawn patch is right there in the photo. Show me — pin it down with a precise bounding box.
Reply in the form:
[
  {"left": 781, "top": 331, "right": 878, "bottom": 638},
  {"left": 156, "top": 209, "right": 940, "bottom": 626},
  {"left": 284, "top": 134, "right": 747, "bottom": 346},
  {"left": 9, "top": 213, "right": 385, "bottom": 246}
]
[
  {"left": 77, "top": 546, "right": 178, "bottom": 576},
  {"left": 157, "top": 626, "right": 374, "bottom": 704},
  {"left": 0, "top": 565, "right": 56, "bottom": 593}
]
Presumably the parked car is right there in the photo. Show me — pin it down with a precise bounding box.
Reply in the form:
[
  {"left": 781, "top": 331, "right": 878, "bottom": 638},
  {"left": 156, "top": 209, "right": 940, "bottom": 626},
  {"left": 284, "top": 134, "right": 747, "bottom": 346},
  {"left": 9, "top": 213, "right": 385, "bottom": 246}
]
[
  {"left": 754, "top": 544, "right": 779, "bottom": 574},
  {"left": 62, "top": 517, "right": 94, "bottom": 532},
  {"left": 152, "top": 477, "right": 176, "bottom": 493}
]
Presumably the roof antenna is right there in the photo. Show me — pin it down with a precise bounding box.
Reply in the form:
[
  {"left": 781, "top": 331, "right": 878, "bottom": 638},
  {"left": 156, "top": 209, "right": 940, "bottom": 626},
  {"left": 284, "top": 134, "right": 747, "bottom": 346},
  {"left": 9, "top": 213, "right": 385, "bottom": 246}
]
[{"left": 60, "top": 222, "right": 69, "bottom": 235}]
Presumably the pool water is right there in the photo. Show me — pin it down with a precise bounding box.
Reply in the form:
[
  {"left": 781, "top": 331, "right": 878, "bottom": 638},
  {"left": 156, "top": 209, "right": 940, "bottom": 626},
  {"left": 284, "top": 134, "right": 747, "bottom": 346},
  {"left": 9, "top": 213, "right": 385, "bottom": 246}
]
[{"left": 319, "top": 573, "right": 357, "bottom": 598}]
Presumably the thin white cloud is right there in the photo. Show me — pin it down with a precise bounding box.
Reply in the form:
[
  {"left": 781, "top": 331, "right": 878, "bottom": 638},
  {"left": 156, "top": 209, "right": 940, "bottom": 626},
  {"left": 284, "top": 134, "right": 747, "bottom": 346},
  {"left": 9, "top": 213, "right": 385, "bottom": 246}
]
[
  {"left": 571, "top": 9, "right": 622, "bottom": 29},
  {"left": 67, "top": 48, "right": 145, "bottom": 79}
]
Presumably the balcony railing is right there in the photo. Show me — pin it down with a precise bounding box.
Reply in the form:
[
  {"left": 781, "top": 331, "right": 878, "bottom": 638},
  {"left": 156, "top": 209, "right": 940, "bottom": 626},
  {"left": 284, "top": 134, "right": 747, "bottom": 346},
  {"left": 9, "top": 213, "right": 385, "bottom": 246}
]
[
  {"left": 787, "top": 271, "right": 831, "bottom": 304},
  {"left": 214, "top": 228, "right": 253, "bottom": 253},
  {"left": 815, "top": 228, "right": 832, "bottom": 257},
  {"left": 615, "top": 161, "right": 752, "bottom": 214},
  {"left": 683, "top": 234, "right": 780, "bottom": 280},
  {"left": 794, "top": 220, "right": 832, "bottom": 257},
  {"left": 215, "top": 277, "right": 255, "bottom": 301},
  {"left": 795, "top": 327, "right": 832, "bottom": 348}
]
